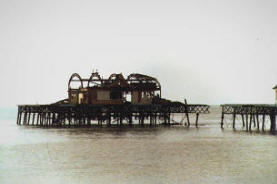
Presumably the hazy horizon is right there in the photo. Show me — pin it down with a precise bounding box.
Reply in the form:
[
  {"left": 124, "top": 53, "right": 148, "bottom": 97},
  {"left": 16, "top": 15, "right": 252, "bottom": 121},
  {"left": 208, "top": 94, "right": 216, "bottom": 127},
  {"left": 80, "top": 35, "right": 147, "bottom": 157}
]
[{"left": 1, "top": 0, "right": 277, "bottom": 107}]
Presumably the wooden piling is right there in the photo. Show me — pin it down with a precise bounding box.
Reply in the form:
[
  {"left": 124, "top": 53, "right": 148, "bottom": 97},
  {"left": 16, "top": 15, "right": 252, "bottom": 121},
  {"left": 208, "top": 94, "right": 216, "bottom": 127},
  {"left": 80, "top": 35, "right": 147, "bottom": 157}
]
[
  {"left": 253, "top": 113, "right": 256, "bottom": 127},
  {"left": 32, "top": 113, "right": 35, "bottom": 125},
  {"left": 184, "top": 99, "right": 190, "bottom": 126},
  {"left": 16, "top": 111, "right": 21, "bottom": 125},
  {"left": 37, "top": 113, "right": 40, "bottom": 126},
  {"left": 23, "top": 112, "right": 27, "bottom": 125},
  {"left": 39, "top": 113, "right": 43, "bottom": 126},
  {"left": 262, "top": 114, "right": 265, "bottom": 131},
  {"left": 195, "top": 113, "right": 199, "bottom": 127},
  {"left": 220, "top": 111, "right": 224, "bottom": 128},
  {"left": 256, "top": 114, "right": 260, "bottom": 131},
  {"left": 270, "top": 114, "right": 276, "bottom": 132},
  {"left": 232, "top": 113, "right": 236, "bottom": 129},
  {"left": 249, "top": 113, "right": 253, "bottom": 131},
  {"left": 241, "top": 114, "right": 245, "bottom": 127},
  {"left": 246, "top": 114, "right": 248, "bottom": 131}
]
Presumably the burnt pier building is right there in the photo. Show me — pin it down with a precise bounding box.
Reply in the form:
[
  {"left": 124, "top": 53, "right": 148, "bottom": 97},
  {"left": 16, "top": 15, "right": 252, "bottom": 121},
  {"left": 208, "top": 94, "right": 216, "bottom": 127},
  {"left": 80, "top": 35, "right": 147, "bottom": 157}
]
[{"left": 17, "top": 71, "right": 209, "bottom": 127}]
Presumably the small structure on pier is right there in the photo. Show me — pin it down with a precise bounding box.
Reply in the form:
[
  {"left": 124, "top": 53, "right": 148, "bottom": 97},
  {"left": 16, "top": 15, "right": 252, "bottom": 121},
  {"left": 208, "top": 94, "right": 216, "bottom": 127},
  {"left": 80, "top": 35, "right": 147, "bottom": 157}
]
[{"left": 17, "top": 71, "right": 210, "bottom": 127}]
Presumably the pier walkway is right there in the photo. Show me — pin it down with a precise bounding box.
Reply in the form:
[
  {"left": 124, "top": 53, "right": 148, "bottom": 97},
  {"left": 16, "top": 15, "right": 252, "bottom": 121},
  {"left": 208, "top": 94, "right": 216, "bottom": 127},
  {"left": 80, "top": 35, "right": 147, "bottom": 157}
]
[{"left": 220, "top": 104, "right": 277, "bottom": 132}]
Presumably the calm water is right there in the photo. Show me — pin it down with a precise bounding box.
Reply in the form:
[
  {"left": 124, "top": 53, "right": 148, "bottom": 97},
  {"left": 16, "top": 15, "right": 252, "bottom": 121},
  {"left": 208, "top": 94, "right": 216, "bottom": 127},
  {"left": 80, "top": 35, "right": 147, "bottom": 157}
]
[{"left": 0, "top": 106, "right": 277, "bottom": 184}]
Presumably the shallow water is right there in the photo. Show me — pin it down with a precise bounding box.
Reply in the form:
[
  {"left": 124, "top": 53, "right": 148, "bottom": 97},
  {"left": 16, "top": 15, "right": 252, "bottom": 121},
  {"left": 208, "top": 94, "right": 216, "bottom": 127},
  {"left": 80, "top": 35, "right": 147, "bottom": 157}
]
[{"left": 0, "top": 106, "right": 277, "bottom": 184}]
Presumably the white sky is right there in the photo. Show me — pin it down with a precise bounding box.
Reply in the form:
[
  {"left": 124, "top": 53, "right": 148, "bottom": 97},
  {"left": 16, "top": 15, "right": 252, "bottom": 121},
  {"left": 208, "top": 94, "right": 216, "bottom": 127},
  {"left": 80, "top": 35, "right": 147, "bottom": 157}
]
[{"left": 0, "top": 0, "right": 276, "bottom": 107}]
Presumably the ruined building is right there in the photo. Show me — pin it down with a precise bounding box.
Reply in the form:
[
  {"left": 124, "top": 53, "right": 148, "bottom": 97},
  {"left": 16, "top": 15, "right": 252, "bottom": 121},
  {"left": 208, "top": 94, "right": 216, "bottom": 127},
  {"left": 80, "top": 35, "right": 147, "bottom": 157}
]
[{"left": 67, "top": 72, "right": 162, "bottom": 105}]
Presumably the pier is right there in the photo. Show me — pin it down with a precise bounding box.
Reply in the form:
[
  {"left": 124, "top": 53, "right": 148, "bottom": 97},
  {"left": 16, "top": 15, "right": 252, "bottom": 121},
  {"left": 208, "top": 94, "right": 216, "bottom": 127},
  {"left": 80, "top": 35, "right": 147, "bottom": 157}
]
[
  {"left": 17, "top": 103, "right": 209, "bottom": 127},
  {"left": 17, "top": 71, "right": 210, "bottom": 128},
  {"left": 220, "top": 104, "right": 277, "bottom": 133}
]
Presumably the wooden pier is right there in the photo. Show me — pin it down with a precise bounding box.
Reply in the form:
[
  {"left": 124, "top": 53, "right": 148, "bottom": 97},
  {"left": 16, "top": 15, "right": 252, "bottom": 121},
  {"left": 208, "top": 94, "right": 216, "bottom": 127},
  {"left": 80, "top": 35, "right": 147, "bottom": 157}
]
[
  {"left": 220, "top": 104, "right": 277, "bottom": 133},
  {"left": 17, "top": 103, "right": 209, "bottom": 127}
]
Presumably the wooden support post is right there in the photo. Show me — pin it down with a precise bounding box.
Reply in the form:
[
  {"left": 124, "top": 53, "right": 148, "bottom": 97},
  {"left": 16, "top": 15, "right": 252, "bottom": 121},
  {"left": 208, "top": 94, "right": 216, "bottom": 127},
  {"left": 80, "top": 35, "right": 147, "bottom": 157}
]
[
  {"left": 256, "top": 114, "right": 260, "bottom": 131},
  {"left": 241, "top": 114, "right": 245, "bottom": 127},
  {"left": 16, "top": 111, "right": 20, "bottom": 125},
  {"left": 220, "top": 112, "right": 224, "bottom": 128},
  {"left": 184, "top": 99, "right": 190, "bottom": 126},
  {"left": 249, "top": 113, "right": 253, "bottom": 131},
  {"left": 68, "top": 113, "right": 71, "bottom": 126},
  {"left": 45, "top": 113, "right": 48, "bottom": 127},
  {"left": 232, "top": 113, "right": 236, "bottom": 129},
  {"left": 253, "top": 113, "right": 256, "bottom": 127},
  {"left": 17, "top": 112, "right": 22, "bottom": 125},
  {"left": 270, "top": 114, "right": 276, "bottom": 133},
  {"left": 150, "top": 114, "right": 153, "bottom": 126},
  {"left": 262, "top": 114, "right": 265, "bottom": 131},
  {"left": 52, "top": 113, "right": 56, "bottom": 126},
  {"left": 129, "top": 113, "right": 132, "bottom": 126},
  {"left": 195, "top": 113, "right": 199, "bottom": 127},
  {"left": 23, "top": 112, "right": 27, "bottom": 125},
  {"left": 41, "top": 113, "right": 45, "bottom": 126},
  {"left": 273, "top": 115, "right": 276, "bottom": 132},
  {"left": 167, "top": 112, "right": 170, "bottom": 125},
  {"left": 37, "top": 113, "right": 40, "bottom": 125},
  {"left": 83, "top": 114, "right": 86, "bottom": 126},
  {"left": 120, "top": 113, "right": 123, "bottom": 126},
  {"left": 32, "top": 113, "right": 35, "bottom": 125},
  {"left": 39, "top": 113, "right": 42, "bottom": 126},
  {"left": 246, "top": 114, "right": 249, "bottom": 131},
  {"left": 27, "top": 112, "right": 31, "bottom": 125},
  {"left": 108, "top": 113, "right": 111, "bottom": 127}
]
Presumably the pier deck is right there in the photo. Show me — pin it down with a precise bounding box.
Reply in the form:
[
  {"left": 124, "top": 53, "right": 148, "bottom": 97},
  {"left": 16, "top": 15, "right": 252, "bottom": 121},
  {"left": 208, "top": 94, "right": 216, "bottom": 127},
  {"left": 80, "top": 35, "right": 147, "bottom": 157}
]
[
  {"left": 220, "top": 104, "right": 277, "bottom": 132},
  {"left": 17, "top": 103, "right": 209, "bottom": 127}
]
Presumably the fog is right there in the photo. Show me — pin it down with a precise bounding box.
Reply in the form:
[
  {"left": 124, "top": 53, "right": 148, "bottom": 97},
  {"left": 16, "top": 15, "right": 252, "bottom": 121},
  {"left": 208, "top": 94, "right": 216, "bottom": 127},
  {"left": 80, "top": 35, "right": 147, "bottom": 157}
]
[{"left": 0, "top": 0, "right": 276, "bottom": 107}]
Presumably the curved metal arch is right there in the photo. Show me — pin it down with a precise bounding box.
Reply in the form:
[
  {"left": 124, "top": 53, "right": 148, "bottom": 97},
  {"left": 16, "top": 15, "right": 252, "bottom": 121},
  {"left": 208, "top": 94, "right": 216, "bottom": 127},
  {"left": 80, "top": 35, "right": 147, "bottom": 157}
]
[
  {"left": 127, "top": 73, "right": 161, "bottom": 89},
  {"left": 68, "top": 73, "right": 83, "bottom": 89},
  {"left": 87, "top": 72, "right": 102, "bottom": 87},
  {"left": 108, "top": 73, "right": 129, "bottom": 87}
]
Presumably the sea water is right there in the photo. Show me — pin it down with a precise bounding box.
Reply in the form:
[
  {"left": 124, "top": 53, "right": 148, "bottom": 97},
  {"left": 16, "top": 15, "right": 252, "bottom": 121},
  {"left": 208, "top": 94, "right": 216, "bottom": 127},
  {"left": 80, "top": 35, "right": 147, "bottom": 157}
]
[{"left": 0, "top": 106, "right": 276, "bottom": 184}]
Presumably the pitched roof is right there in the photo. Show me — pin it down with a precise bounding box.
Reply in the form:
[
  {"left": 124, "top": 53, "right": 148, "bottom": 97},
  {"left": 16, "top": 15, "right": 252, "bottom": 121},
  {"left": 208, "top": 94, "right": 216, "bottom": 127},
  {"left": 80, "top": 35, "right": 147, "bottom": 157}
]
[{"left": 273, "top": 85, "right": 277, "bottom": 89}]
